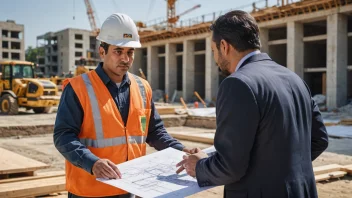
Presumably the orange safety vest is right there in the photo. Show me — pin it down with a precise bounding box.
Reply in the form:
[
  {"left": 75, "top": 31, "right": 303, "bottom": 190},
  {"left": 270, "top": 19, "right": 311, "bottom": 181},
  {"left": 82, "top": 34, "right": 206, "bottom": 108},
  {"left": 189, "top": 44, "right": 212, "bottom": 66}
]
[{"left": 62, "top": 70, "right": 152, "bottom": 197}]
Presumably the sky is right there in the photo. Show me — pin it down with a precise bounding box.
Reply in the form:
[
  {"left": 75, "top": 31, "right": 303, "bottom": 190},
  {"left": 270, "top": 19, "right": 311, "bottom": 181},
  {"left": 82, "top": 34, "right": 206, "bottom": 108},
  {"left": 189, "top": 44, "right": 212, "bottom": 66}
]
[{"left": 0, "top": 0, "right": 282, "bottom": 49}]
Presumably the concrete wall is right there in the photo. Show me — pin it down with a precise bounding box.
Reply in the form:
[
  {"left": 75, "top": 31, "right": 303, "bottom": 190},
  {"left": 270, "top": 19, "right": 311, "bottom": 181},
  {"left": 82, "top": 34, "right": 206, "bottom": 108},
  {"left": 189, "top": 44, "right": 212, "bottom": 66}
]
[
  {"left": 258, "top": 9, "right": 351, "bottom": 108},
  {"left": 269, "top": 44, "right": 287, "bottom": 66},
  {"left": 0, "top": 21, "right": 25, "bottom": 61}
]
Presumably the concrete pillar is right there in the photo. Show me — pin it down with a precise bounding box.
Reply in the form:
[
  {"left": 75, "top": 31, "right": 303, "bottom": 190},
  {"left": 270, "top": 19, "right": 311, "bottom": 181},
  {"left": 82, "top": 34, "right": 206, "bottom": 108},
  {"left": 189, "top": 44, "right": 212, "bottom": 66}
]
[
  {"left": 132, "top": 48, "right": 143, "bottom": 75},
  {"left": 165, "top": 43, "right": 177, "bottom": 99},
  {"left": 205, "top": 37, "right": 219, "bottom": 102},
  {"left": 327, "top": 13, "right": 348, "bottom": 108},
  {"left": 21, "top": 30, "right": 25, "bottom": 60},
  {"left": 182, "top": 40, "right": 195, "bottom": 101},
  {"left": 259, "top": 28, "right": 269, "bottom": 53},
  {"left": 287, "top": 21, "right": 304, "bottom": 78},
  {"left": 147, "top": 46, "right": 159, "bottom": 89}
]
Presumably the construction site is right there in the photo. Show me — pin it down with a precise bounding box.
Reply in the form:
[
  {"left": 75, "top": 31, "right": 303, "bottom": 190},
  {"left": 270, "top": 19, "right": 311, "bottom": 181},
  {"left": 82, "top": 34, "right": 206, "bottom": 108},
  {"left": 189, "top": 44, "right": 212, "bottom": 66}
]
[{"left": 0, "top": 0, "right": 351, "bottom": 197}]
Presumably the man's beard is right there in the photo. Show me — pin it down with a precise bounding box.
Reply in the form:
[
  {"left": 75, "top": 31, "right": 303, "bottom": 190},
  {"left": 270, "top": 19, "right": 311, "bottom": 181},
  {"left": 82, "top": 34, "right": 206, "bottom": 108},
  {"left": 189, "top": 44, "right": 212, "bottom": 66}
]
[{"left": 217, "top": 52, "right": 231, "bottom": 77}]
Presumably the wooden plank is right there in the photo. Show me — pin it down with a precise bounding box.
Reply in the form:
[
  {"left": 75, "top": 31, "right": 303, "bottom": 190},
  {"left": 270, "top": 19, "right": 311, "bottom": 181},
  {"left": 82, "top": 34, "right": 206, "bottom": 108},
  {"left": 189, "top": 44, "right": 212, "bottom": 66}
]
[
  {"left": 315, "top": 171, "right": 347, "bottom": 182},
  {"left": 0, "top": 176, "right": 65, "bottom": 198},
  {"left": 303, "top": 34, "right": 327, "bottom": 42},
  {"left": 156, "top": 106, "right": 183, "bottom": 115},
  {"left": 340, "top": 119, "right": 352, "bottom": 125},
  {"left": 169, "top": 132, "right": 214, "bottom": 144},
  {"left": 322, "top": 72, "right": 326, "bottom": 96},
  {"left": 304, "top": 67, "right": 327, "bottom": 73},
  {"left": 0, "top": 171, "right": 65, "bottom": 184},
  {"left": 268, "top": 39, "right": 287, "bottom": 45},
  {"left": 342, "top": 165, "right": 352, "bottom": 175},
  {"left": 0, "top": 171, "right": 34, "bottom": 180},
  {"left": 0, "top": 147, "right": 50, "bottom": 175},
  {"left": 313, "top": 164, "right": 342, "bottom": 175}
]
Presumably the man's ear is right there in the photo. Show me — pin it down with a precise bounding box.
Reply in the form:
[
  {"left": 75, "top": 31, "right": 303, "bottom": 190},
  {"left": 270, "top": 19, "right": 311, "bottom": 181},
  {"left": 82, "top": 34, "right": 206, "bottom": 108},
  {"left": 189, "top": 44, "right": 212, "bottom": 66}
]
[
  {"left": 220, "top": 39, "right": 230, "bottom": 55},
  {"left": 99, "top": 47, "right": 106, "bottom": 60}
]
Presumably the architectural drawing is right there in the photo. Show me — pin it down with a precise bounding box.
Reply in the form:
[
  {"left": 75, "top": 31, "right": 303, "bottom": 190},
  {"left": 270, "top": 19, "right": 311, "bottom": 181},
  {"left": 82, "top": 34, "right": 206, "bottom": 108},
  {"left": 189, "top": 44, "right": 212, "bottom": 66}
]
[{"left": 97, "top": 147, "right": 214, "bottom": 198}]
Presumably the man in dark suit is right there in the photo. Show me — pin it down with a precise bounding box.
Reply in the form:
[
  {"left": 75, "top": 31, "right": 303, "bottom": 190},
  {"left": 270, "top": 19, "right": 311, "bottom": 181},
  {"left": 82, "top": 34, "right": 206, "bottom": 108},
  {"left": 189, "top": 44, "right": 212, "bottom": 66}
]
[{"left": 176, "top": 10, "right": 329, "bottom": 198}]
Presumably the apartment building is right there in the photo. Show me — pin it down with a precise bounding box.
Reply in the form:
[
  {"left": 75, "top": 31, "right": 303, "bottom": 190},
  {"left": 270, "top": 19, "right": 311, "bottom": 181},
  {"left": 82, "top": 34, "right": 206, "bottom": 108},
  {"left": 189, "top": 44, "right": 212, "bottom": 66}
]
[
  {"left": 37, "top": 28, "right": 99, "bottom": 76},
  {"left": 0, "top": 20, "right": 25, "bottom": 61}
]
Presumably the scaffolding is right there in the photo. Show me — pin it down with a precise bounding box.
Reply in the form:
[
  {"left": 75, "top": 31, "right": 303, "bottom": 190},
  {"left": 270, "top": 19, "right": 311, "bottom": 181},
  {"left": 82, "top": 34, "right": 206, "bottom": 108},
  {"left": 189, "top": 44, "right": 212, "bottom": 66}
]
[{"left": 139, "top": 0, "right": 352, "bottom": 43}]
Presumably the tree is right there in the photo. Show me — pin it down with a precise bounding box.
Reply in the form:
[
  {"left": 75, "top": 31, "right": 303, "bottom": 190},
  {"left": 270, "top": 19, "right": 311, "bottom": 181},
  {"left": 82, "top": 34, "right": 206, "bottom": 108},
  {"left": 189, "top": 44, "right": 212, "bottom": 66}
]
[{"left": 25, "top": 46, "right": 44, "bottom": 63}]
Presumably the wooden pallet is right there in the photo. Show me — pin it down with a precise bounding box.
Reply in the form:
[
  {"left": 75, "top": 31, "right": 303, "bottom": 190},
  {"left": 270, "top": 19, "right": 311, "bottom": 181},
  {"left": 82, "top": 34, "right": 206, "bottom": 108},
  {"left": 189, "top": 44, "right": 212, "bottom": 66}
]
[
  {"left": 0, "top": 173, "right": 65, "bottom": 198},
  {"left": 0, "top": 147, "right": 65, "bottom": 197},
  {"left": 0, "top": 147, "right": 50, "bottom": 179}
]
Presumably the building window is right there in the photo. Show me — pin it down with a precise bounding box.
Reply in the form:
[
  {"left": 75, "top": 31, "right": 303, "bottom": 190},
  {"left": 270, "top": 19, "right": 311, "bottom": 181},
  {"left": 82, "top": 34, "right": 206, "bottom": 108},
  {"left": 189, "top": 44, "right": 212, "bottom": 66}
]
[
  {"left": 75, "top": 43, "right": 83, "bottom": 48},
  {"left": 2, "top": 41, "right": 9, "bottom": 49},
  {"left": 11, "top": 53, "right": 20, "bottom": 60},
  {"left": 2, "top": 30, "right": 8, "bottom": 38},
  {"left": 75, "top": 52, "right": 83, "bottom": 57},
  {"left": 10, "top": 31, "right": 22, "bottom": 39},
  {"left": 2, "top": 52, "right": 9, "bottom": 59},
  {"left": 11, "top": 42, "right": 21, "bottom": 50},
  {"left": 75, "top": 34, "right": 83, "bottom": 40}
]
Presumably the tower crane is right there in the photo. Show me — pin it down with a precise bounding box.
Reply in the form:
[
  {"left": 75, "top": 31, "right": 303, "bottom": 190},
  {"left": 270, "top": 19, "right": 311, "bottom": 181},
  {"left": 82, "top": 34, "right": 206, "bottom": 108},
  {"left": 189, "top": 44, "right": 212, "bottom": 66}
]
[
  {"left": 166, "top": 0, "right": 201, "bottom": 29},
  {"left": 84, "top": 0, "right": 100, "bottom": 36}
]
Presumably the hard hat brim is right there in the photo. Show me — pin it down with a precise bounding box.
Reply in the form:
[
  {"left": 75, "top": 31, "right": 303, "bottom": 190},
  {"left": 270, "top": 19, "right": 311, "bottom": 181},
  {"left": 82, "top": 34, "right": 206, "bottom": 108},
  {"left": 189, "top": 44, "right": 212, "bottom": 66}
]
[{"left": 97, "top": 37, "right": 142, "bottom": 48}]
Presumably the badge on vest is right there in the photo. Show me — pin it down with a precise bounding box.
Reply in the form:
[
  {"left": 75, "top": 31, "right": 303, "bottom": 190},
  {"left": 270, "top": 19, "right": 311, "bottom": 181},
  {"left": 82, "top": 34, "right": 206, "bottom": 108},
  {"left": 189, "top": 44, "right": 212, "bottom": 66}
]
[{"left": 140, "top": 116, "right": 147, "bottom": 133}]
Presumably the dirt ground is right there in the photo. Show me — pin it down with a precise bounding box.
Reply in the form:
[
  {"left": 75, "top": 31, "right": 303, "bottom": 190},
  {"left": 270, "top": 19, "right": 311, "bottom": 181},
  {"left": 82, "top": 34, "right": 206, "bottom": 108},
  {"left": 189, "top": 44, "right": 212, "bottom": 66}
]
[{"left": 0, "top": 135, "right": 351, "bottom": 198}]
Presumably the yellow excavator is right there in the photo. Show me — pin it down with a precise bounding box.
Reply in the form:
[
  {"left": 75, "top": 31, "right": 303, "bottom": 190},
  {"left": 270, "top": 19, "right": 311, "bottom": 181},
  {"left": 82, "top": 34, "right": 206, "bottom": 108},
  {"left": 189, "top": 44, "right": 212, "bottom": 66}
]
[{"left": 0, "top": 60, "right": 60, "bottom": 115}]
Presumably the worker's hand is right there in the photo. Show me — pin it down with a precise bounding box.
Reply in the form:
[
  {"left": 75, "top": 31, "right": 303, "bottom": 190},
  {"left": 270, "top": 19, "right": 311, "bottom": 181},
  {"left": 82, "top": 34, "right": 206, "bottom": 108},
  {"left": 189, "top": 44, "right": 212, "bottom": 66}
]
[
  {"left": 183, "top": 147, "right": 201, "bottom": 154},
  {"left": 92, "top": 159, "right": 122, "bottom": 180},
  {"left": 175, "top": 150, "right": 208, "bottom": 177}
]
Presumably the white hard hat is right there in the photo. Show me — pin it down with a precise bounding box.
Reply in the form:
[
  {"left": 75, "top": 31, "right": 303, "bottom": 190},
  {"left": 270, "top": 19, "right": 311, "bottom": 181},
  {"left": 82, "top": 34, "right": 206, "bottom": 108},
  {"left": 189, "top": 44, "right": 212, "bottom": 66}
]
[{"left": 97, "top": 13, "right": 141, "bottom": 48}]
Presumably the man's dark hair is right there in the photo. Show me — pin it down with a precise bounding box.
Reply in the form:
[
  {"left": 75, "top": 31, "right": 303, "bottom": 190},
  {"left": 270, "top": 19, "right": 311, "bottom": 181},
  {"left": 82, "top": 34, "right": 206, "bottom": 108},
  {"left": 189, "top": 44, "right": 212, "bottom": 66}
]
[
  {"left": 210, "top": 10, "right": 261, "bottom": 52},
  {"left": 100, "top": 42, "right": 110, "bottom": 54}
]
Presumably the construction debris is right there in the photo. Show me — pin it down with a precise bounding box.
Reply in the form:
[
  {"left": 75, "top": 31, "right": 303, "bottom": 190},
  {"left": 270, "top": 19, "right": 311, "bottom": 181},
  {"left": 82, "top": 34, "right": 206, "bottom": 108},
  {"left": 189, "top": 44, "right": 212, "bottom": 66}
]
[{"left": 313, "top": 94, "right": 326, "bottom": 106}]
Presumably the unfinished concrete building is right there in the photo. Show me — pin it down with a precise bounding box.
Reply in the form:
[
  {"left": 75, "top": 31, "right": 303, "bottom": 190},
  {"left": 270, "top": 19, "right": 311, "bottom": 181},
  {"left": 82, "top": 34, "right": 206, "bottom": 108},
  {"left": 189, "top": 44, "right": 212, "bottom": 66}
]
[
  {"left": 37, "top": 28, "right": 99, "bottom": 76},
  {"left": 0, "top": 20, "right": 25, "bottom": 61},
  {"left": 133, "top": 0, "right": 352, "bottom": 109}
]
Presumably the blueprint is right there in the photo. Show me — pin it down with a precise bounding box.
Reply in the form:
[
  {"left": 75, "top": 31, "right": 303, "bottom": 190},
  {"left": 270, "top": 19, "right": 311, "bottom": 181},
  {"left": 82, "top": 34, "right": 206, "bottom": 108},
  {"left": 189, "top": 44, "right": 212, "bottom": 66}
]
[{"left": 97, "top": 147, "right": 214, "bottom": 198}]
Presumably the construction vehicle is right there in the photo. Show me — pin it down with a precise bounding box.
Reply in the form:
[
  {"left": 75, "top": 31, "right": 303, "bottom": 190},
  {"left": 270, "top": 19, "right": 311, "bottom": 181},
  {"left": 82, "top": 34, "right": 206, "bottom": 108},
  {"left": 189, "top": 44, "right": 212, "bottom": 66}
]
[
  {"left": 0, "top": 60, "right": 60, "bottom": 115},
  {"left": 74, "top": 57, "right": 97, "bottom": 76}
]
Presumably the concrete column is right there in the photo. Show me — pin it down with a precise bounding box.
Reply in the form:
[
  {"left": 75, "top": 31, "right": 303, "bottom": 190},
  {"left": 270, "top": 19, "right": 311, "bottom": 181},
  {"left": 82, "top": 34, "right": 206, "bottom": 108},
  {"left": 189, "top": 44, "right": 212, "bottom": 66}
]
[
  {"left": 327, "top": 13, "right": 348, "bottom": 108},
  {"left": 132, "top": 48, "right": 143, "bottom": 75},
  {"left": 287, "top": 21, "right": 304, "bottom": 78},
  {"left": 147, "top": 46, "right": 159, "bottom": 89},
  {"left": 165, "top": 43, "right": 177, "bottom": 99},
  {"left": 205, "top": 37, "right": 219, "bottom": 102},
  {"left": 259, "top": 28, "right": 269, "bottom": 53},
  {"left": 182, "top": 40, "right": 195, "bottom": 101}
]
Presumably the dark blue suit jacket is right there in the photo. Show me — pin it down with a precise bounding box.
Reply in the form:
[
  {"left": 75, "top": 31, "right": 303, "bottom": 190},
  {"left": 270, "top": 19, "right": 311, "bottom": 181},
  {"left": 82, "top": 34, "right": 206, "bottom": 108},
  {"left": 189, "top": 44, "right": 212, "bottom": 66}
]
[{"left": 196, "top": 53, "right": 328, "bottom": 198}]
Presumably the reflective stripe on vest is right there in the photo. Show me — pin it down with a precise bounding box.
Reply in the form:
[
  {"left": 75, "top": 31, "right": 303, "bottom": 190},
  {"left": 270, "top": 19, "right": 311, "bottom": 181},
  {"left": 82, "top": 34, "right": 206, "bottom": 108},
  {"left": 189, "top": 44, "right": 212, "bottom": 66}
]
[
  {"left": 132, "top": 74, "right": 146, "bottom": 109},
  {"left": 80, "top": 136, "right": 147, "bottom": 148},
  {"left": 80, "top": 73, "right": 147, "bottom": 148}
]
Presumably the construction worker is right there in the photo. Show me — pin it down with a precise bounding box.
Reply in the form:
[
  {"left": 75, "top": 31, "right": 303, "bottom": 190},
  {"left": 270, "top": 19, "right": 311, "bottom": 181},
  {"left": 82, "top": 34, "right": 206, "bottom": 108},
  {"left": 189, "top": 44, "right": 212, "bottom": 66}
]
[{"left": 54, "top": 13, "right": 195, "bottom": 198}]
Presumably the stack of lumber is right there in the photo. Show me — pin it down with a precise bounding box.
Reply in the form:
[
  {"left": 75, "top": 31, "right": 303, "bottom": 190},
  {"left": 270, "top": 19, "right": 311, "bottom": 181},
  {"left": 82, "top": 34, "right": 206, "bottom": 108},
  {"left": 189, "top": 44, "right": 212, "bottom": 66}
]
[
  {"left": 156, "top": 105, "right": 183, "bottom": 115},
  {"left": 340, "top": 118, "right": 352, "bottom": 125},
  {"left": 0, "top": 147, "right": 65, "bottom": 198},
  {"left": 313, "top": 164, "right": 352, "bottom": 182}
]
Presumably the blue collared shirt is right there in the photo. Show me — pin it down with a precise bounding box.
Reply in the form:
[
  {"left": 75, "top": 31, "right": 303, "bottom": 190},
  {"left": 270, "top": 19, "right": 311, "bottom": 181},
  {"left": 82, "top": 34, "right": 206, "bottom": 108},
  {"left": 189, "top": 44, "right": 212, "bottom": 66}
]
[
  {"left": 53, "top": 62, "right": 185, "bottom": 174},
  {"left": 235, "top": 50, "right": 261, "bottom": 73}
]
